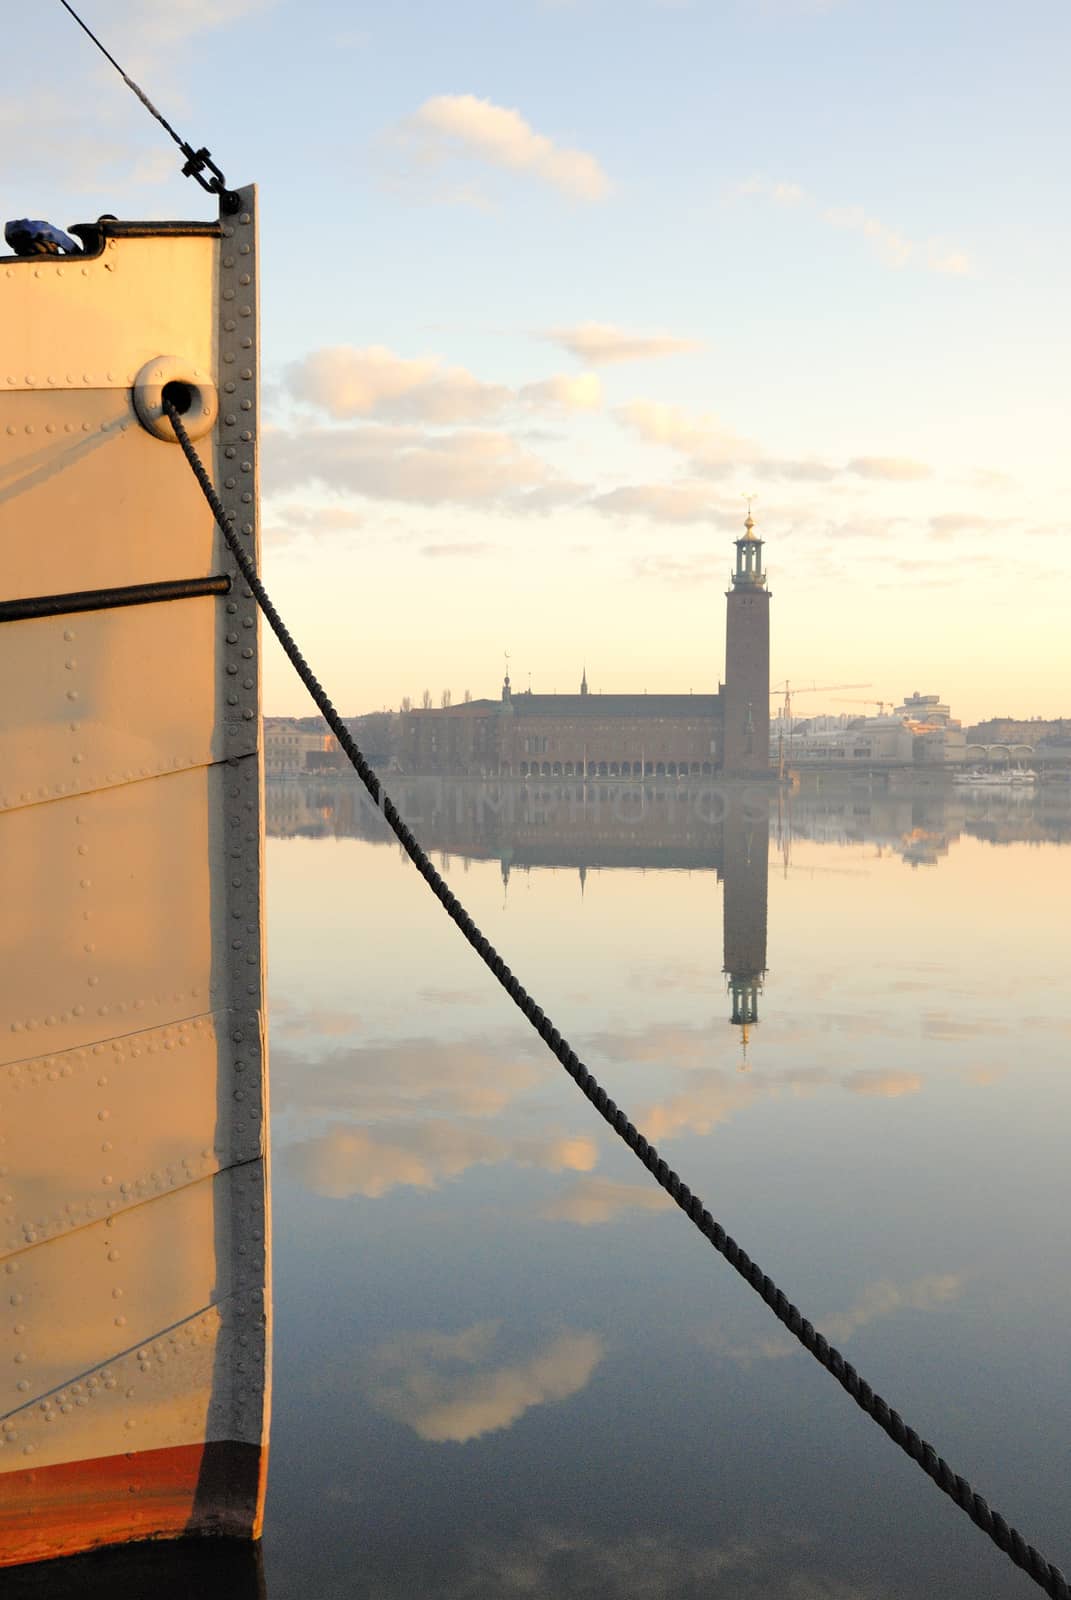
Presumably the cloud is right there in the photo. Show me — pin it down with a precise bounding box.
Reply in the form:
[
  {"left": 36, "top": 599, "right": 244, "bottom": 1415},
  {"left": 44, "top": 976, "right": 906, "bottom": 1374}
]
[
  {"left": 846, "top": 456, "right": 932, "bottom": 482},
  {"left": 519, "top": 372, "right": 603, "bottom": 411},
  {"left": 0, "top": 98, "right": 154, "bottom": 193},
  {"left": 764, "top": 0, "right": 851, "bottom": 11},
  {"left": 631, "top": 554, "right": 722, "bottom": 584},
  {"left": 590, "top": 483, "right": 735, "bottom": 524},
  {"left": 419, "top": 541, "right": 496, "bottom": 559},
  {"left": 754, "top": 458, "right": 838, "bottom": 483},
  {"left": 543, "top": 322, "right": 702, "bottom": 365},
  {"left": 401, "top": 94, "right": 610, "bottom": 201},
  {"left": 927, "top": 512, "right": 1015, "bottom": 539},
  {"left": 967, "top": 468, "right": 1017, "bottom": 493},
  {"left": 616, "top": 401, "right": 760, "bottom": 476},
  {"left": 48, "top": 0, "right": 275, "bottom": 66},
  {"left": 611, "top": 400, "right": 930, "bottom": 496},
  {"left": 1, "top": 3, "right": 275, "bottom": 193},
  {"left": 513, "top": 481, "right": 591, "bottom": 514},
  {"left": 286, "top": 346, "right": 509, "bottom": 423},
  {"left": 263, "top": 502, "right": 368, "bottom": 548},
  {"left": 734, "top": 176, "right": 807, "bottom": 207},
  {"left": 705, "top": 1272, "right": 963, "bottom": 1366},
  {"left": 541, "top": 1176, "right": 673, "bottom": 1226},
  {"left": 273, "top": 345, "right": 944, "bottom": 531},
  {"left": 285, "top": 346, "right": 602, "bottom": 424},
  {"left": 735, "top": 177, "right": 973, "bottom": 276},
  {"left": 363, "top": 1322, "right": 604, "bottom": 1442},
  {"left": 822, "top": 205, "right": 913, "bottom": 269},
  {"left": 284, "top": 1120, "right": 598, "bottom": 1200},
  {"left": 927, "top": 248, "right": 972, "bottom": 277},
  {"left": 120, "top": 0, "right": 273, "bottom": 51},
  {"left": 266, "top": 422, "right": 565, "bottom": 508}
]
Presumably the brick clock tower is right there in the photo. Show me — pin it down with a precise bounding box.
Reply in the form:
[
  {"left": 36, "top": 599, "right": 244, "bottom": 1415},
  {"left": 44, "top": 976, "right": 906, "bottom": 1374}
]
[{"left": 722, "top": 508, "right": 771, "bottom": 776}]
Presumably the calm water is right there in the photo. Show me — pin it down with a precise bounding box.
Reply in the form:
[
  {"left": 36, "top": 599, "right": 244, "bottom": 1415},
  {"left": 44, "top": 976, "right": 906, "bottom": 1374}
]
[{"left": 21, "top": 776, "right": 1071, "bottom": 1599}]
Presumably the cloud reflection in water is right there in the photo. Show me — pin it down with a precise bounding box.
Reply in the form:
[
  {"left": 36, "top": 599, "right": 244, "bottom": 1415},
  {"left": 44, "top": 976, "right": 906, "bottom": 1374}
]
[
  {"left": 285, "top": 1120, "right": 596, "bottom": 1199},
  {"left": 540, "top": 1176, "right": 674, "bottom": 1227},
  {"left": 366, "top": 1525, "right": 891, "bottom": 1599},
  {"left": 702, "top": 1272, "right": 964, "bottom": 1367},
  {"left": 362, "top": 1321, "right": 604, "bottom": 1443}
]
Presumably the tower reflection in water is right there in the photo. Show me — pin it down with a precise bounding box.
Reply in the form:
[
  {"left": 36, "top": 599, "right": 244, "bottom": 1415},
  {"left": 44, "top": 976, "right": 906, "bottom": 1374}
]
[
  {"left": 722, "top": 798, "right": 769, "bottom": 1068},
  {"left": 269, "top": 774, "right": 772, "bottom": 1061}
]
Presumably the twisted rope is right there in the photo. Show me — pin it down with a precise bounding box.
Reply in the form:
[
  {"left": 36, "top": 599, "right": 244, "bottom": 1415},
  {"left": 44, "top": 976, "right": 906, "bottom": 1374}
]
[{"left": 166, "top": 401, "right": 1068, "bottom": 1600}]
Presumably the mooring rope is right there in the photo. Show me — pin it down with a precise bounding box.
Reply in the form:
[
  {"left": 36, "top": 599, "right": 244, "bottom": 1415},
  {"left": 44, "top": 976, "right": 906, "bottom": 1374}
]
[{"left": 166, "top": 399, "right": 1067, "bottom": 1600}]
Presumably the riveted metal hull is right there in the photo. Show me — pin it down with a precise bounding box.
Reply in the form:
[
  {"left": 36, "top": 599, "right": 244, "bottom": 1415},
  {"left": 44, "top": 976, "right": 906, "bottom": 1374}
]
[{"left": 0, "top": 190, "right": 270, "bottom": 1563}]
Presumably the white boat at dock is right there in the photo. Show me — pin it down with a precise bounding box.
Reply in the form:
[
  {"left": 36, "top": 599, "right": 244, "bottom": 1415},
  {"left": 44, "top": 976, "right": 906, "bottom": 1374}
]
[{"left": 953, "top": 768, "right": 1037, "bottom": 787}]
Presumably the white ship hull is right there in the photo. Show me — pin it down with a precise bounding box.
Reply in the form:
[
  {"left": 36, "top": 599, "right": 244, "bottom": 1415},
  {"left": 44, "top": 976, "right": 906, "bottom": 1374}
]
[{"left": 0, "top": 192, "right": 269, "bottom": 1563}]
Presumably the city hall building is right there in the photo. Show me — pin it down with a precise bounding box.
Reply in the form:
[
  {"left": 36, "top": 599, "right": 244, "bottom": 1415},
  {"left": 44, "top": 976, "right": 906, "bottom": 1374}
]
[{"left": 399, "top": 514, "right": 772, "bottom": 780}]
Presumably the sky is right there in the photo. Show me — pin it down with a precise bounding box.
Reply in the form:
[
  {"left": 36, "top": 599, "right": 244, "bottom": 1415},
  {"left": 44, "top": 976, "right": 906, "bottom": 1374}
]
[{"left": 6, "top": 0, "right": 1070, "bottom": 723}]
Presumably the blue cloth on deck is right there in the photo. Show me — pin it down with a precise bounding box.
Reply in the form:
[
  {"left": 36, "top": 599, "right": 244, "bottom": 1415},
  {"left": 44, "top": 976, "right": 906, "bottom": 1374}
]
[{"left": 4, "top": 219, "right": 81, "bottom": 256}]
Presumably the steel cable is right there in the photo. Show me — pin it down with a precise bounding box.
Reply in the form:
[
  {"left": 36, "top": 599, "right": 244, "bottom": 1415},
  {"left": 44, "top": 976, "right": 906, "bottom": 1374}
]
[
  {"left": 55, "top": 1, "right": 237, "bottom": 205},
  {"left": 166, "top": 400, "right": 1068, "bottom": 1600}
]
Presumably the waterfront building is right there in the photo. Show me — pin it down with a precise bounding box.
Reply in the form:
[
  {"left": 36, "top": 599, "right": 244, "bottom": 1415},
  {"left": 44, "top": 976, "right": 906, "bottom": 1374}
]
[
  {"left": 264, "top": 719, "right": 338, "bottom": 776},
  {"left": 896, "top": 692, "right": 952, "bottom": 724},
  {"left": 398, "top": 515, "right": 772, "bottom": 779},
  {"left": 965, "top": 717, "right": 1070, "bottom": 769},
  {"left": 775, "top": 691, "right": 968, "bottom": 769}
]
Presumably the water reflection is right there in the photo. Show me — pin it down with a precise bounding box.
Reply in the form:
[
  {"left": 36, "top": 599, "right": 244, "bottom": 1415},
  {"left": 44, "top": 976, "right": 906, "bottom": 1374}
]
[
  {"left": 17, "top": 777, "right": 1063, "bottom": 1595},
  {"left": 273, "top": 783, "right": 777, "bottom": 1220},
  {"left": 266, "top": 772, "right": 1071, "bottom": 857},
  {"left": 722, "top": 800, "right": 768, "bottom": 1059},
  {"left": 540, "top": 1175, "right": 675, "bottom": 1227},
  {"left": 287, "top": 1122, "right": 598, "bottom": 1201},
  {"left": 4, "top": 1539, "right": 265, "bottom": 1600},
  {"left": 261, "top": 773, "right": 1070, "bottom": 1600},
  {"left": 362, "top": 1322, "right": 605, "bottom": 1444},
  {"left": 266, "top": 772, "right": 1071, "bottom": 1188},
  {"left": 339, "top": 1526, "right": 890, "bottom": 1599},
  {"left": 702, "top": 1270, "right": 964, "bottom": 1368}
]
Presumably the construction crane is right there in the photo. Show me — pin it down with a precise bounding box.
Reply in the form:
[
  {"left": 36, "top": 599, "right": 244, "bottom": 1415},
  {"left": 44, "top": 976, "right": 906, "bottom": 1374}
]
[
  {"left": 776, "top": 787, "right": 884, "bottom": 877},
  {"left": 834, "top": 697, "right": 894, "bottom": 716},
  {"left": 769, "top": 681, "right": 872, "bottom": 781}
]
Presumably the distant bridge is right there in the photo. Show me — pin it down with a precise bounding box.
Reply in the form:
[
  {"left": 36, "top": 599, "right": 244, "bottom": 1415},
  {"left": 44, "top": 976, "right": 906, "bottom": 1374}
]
[{"left": 965, "top": 742, "right": 1035, "bottom": 761}]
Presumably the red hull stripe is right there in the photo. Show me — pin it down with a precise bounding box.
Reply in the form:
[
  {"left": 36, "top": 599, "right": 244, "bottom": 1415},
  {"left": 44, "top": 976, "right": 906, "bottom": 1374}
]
[{"left": 0, "top": 1441, "right": 262, "bottom": 1568}]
